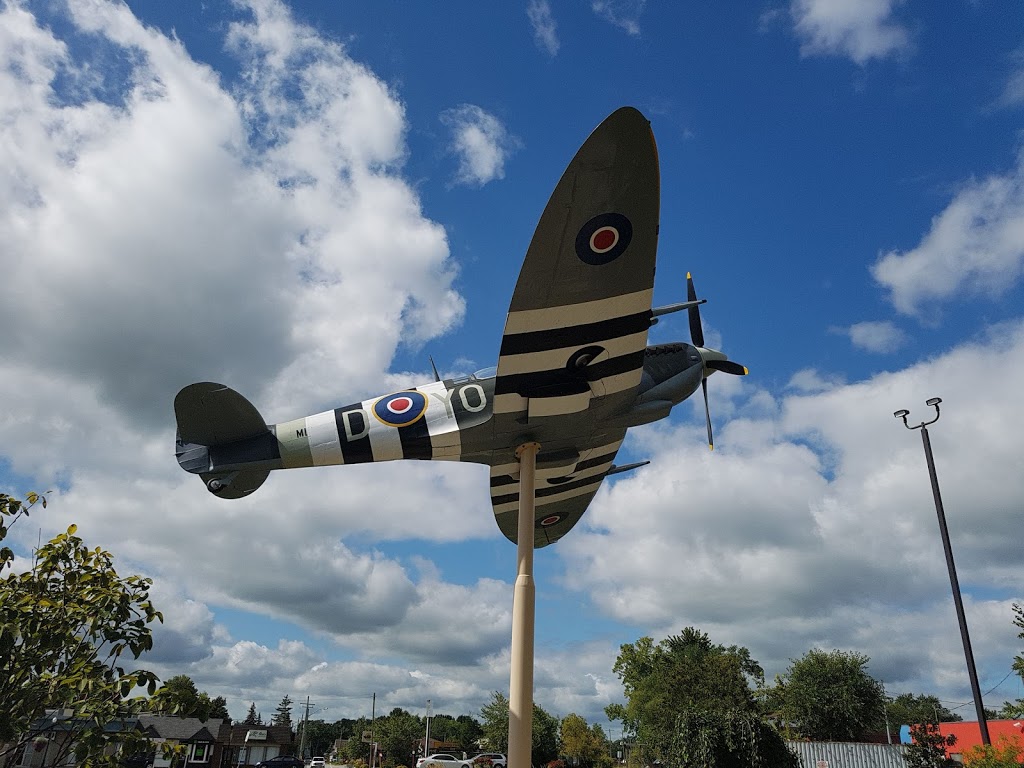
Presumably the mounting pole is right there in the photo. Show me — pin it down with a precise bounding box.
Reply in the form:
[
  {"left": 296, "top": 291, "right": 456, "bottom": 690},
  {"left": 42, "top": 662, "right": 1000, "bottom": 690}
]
[{"left": 508, "top": 441, "right": 540, "bottom": 768}]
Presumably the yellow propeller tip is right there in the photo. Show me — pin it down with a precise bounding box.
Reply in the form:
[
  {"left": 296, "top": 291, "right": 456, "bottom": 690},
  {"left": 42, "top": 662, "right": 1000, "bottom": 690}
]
[
  {"left": 743, "top": 367, "right": 750, "bottom": 375},
  {"left": 708, "top": 444, "right": 714, "bottom": 451},
  {"left": 687, "top": 271, "right": 692, "bottom": 279}
]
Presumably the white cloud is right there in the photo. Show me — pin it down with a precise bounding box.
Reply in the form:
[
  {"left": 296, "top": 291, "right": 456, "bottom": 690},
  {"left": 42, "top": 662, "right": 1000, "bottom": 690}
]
[
  {"left": 527, "top": 0, "right": 559, "bottom": 57},
  {"left": 561, "top": 320, "right": 1024, "bottom": 699},
  {"left": 835, "top": 320, "right": 909, "bottom": 353},
  {"left": 591, "top": 0, "right": 645, "bottom": 37},
  {"left": 872, "top": 152, "right": 1024, "bottom": 317},
  {"left": 999, "top": 48, "right": 1024, "bottom": 108},
  {"left": 786, "top": 368, "right": 845, "bottom": 393},
  {"left": 789, "top": 0, "right": 912, "bottom": 64},
  {"left": 440, "top": 105, "right": 520, "bottom": 188}
]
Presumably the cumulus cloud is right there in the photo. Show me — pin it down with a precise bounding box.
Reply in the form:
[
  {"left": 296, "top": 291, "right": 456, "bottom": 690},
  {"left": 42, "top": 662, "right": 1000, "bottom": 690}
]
[
  {"left": 872, "top": 152, "right": 1024, "bottom": 318},
  {"left": 786, "top": 368, "right": 845, "bottom": 393},
  {"left": 833, "top": 320, "right": 909, "bottom": 353},
  {"left": 527, "top": 0, "right": 559, "bottom": 57},
  {"left": 561, "top": 320, "right": 1024, "bottom": 697},
  {"left": 789, "top": 0, "right": 912, "bottom": 64},
  {"left": 440, "top": 105, "right": 520, "bottom": 188},
  {"left": 591, "top": 0, "right": 646, "bottom": 37}
]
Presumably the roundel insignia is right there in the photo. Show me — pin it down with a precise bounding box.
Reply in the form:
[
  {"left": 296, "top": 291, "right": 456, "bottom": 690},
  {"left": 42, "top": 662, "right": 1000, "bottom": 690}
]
[
  {"left": 539, "top": 515, "right": 561, "bottom": 527},
  {"left": 372, "top": 391, "right": 427, "bottom": 427},
  {"left": 575, "top": 213, "right": 632, "bottom": 265}
]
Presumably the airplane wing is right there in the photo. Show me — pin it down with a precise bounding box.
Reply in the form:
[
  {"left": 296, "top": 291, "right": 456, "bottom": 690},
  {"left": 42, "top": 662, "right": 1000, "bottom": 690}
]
[
  {"left": 489, "top": 436, "right": 625, "bottom": 547},
  {"left": 490, "top": 106, "right": 659, "bottom": 544}
]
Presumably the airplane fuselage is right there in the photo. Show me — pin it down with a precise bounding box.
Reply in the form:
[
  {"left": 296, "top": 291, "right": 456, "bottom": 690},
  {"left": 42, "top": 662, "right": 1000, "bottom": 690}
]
[{"left": 175, "top": 341, "right": 707, "bottom": 482}]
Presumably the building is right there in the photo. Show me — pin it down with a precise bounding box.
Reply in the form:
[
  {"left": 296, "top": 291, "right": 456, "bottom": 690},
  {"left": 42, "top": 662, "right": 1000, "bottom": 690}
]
[
  {"left": 937, "top": 720, "right": 1024, "bottom": 763},
  {"left": 223, "top": 724, "right": 296, "bottom": 767}
]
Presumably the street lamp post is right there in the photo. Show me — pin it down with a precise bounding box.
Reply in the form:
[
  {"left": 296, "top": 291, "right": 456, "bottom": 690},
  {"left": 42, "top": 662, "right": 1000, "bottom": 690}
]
[{"left": 894, "top": 397, "right": 990, "bottom": 745}]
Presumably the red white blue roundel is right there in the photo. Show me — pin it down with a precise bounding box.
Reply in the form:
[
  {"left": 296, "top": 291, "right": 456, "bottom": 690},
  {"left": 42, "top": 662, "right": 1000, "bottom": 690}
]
[
  {"left": 372, "top": 391, "right": 427, "bottom": 427},
  {"left": 538, "top": 515, "right": 561, "bottom": 527},
  {"left": 575, "top": 212, "right": 632, "bottom": 265}
]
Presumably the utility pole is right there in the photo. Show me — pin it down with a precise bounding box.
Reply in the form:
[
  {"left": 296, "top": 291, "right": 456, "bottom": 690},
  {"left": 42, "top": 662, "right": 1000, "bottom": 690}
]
[
  {"left": 424, "top": 699, "right": 432, "bottom": 759},
  {"left": 299, "top": 696, "right": 314, "bottom": 759},
  {"left": 370, "top": 692, "right": 377, "bottom": 768}
]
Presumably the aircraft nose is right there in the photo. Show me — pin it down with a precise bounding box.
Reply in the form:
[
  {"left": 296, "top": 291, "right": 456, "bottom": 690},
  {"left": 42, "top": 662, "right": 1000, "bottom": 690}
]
[{"left": 695, "top": 346, "right": 728, "bottom": 373}]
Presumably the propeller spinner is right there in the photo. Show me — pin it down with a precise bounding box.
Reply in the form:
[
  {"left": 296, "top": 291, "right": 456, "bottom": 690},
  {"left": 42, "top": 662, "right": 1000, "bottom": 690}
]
[{"left": 686, "top": 272, "right": 748, "bottom": 450}]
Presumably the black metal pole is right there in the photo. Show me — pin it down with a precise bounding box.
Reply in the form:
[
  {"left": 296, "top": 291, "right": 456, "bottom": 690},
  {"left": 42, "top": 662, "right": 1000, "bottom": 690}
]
[{"left": 920, "top": 424, "right": 991, "bottom": 745}]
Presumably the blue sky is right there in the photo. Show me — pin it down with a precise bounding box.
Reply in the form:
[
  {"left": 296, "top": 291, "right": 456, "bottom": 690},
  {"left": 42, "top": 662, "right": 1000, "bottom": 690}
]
[{"left": 2, "top": 0, "right": 1024, "bottom": 727}]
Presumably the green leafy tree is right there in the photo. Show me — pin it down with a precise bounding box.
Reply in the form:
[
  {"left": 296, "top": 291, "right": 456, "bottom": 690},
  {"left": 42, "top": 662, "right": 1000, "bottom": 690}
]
[
  {"left": 0, "top": 493, "right": 162, "bottom": 767},
  {"left": 374, "top": 708, "right": 422, "bottom": 768},
  {"left": 337, "top": 717, "right": 373, "bottom": 764},
  {"left": 775, "top": 649, "right": 885, "bottom": 741},
  {"left": 962, "top": 735, "right": 1024, "bottom": 767},
  {"left": 904, "top": 723, "right": 958, "bottom": 768},
  {"left": 887, "top": 693, "right": 962, "bottom": 727},
  {"left": 479, "top": 691, "right": 559, "bottom": 763},
  {"left": 451, "top": 715, "right": 484, "bottom": 754},
  {"left": 996, "top": 700, "right": 1024, "bottom": 719},
  {"left": 298, "top": 719, "right": 344, "bottom": 758},
  {"left": 1004, "top": 603, "right": 1024, "bottom": 717},
  {"left": 480, "top": 693, "right": 510, "bottom": 753},
  {"left": 560, "top": 714, "right": 612, "bottom": 768},
  {"left": 607, "top": 628, "right": 763, "bottom": 760},
  {"left": 273, "top": 695, "right": 294, "bottom": 727},
  {"left": 149, "top": 675, "right": 213, "bottom": 720},
  {"left": 531, "top": 704, "right": 559, "bottom": 766},
  {"left": 668, "top": 711, "right": 799, "bottom": 768}
]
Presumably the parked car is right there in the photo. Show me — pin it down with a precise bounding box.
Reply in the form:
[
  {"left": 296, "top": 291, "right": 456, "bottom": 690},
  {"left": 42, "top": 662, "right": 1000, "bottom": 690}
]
[
  {"left": 473, "top": 754, "right": 507, "bottom": 768},
  {"left": 417, "top": 754, "right": 472, "bottom": 768},
  {"left": 310, "top": 759, "right": 326, "bottom": 768},
  {"left": 256, "top": 757, "right": 304, "bottom": 768}
]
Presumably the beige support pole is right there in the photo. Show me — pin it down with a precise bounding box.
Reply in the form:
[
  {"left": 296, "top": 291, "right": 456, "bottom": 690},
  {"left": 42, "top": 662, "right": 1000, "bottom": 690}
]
[{"left": 508, "top": 441, "right": 540, "bottom": 768}]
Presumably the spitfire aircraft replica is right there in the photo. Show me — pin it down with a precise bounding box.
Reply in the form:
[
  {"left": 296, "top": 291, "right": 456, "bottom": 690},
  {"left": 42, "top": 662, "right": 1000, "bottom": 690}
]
[{"left": 174, "top": 106, "right": 746, "bottom": 768}]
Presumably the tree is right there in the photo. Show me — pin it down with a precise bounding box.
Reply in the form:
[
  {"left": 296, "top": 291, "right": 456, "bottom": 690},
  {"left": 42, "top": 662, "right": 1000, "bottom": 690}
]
[
  {"left": 904, "top": 723, "right": 958, "bottom": 768},
  {"left": 149, "top": 675, "right": 213, "bottom": 720},
  {"left": 1005, "top": 603, "right": 1024, "bottom": 717},
  {"left": 962, "top": 735, "right": 1024, "bottom": 767},
  {"left": 0, "top": 493, "right": 162, "bottom": 767},
  {"left": 531, "top": 705, "right": 559, "bottom": 766},
  {"left": 560, "top": 714, "right": 612, "bottom": 768},
  {"left": 668, "top": 711, "right": 799, "bottom": 768},
  {"left": 210, "top": 696, "right": 231, "bottom": 722},
  {"left": 374, "top": 708, "right": 421, "bottom": 768},
  {"left": 297, "top": 719, "right": 343, "bottom": 759},
  {"left": 480, "top": 692, "right": 510, "bottom": 753},
  {"left": 479, "top": 691, "right": 558, "bottom": 763},
  {"left": 244, "top": 702, "right": 260, "bottom": 725},
  {"left": 273, "top": 695, "right": 294, "bottom": 728},
  {"left": 775, "top": 648, "right": 885, "bottom": 741},
  {"left": 607, "top": 628, "right": 763, "bottom": 760},
  {"left": 888, "top": 693, "right": 962, "bottom": 727}
]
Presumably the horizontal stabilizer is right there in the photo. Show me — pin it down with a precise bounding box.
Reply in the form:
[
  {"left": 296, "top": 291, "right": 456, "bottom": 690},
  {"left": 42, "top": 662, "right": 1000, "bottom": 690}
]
[{"left": 174, "top": 382, "right": 269, "bottom": 446}]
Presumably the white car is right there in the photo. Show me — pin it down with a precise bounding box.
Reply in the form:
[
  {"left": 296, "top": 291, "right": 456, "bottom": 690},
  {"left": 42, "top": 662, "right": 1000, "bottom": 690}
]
[
  {"left": 473, "top": 754, "right": 507, "bottom": 768},
  {"left": 309, "top": 759, "right": 326, "bottom": 768},
  {"left": 416, "top": 755, "right": 472, "bottom": 768}
]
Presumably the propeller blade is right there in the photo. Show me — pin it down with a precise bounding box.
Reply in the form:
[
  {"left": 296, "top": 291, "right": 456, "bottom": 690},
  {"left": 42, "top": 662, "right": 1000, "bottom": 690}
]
[
  {"left": 701, "top": 377, "right": 713, "bottom": 451},
  {"left": 686, "top": 272, "right": 704, "bottom": 348},
  {"left": 706, "top": 359, "right": 749, "bottom": 376}
]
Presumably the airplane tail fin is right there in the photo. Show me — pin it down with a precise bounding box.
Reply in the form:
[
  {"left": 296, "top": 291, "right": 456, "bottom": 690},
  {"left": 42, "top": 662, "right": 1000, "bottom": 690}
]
[{"left": 174, "top": 382, "right": 272, "bottom": 499}]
